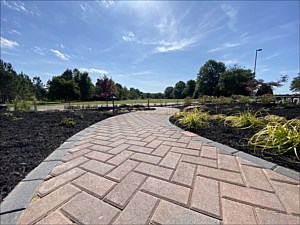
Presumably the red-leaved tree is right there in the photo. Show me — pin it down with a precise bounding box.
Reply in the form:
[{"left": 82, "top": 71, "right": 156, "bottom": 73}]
[{"left": 95, "top": 75, "right": 115, "bottom": 100}]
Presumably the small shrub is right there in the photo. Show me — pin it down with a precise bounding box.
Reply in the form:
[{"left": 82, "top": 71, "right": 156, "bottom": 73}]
[
  {"left": 257, "top": 94, "right": 276, "bottom": 104},
  {"left": 14, "top": 101, "right": 31, "bottom": 111},
  {"left": 249, "top": 119, "right": 300, "bottom": 160},
  {"left": 237, "top": 95, "right": 252, "bottom": 104},
  {"left": 60, "top": 117, "right": 76, "bottom": 127},
  {"left": 3, "top": 112, "right": 22, "bottom": 121}
]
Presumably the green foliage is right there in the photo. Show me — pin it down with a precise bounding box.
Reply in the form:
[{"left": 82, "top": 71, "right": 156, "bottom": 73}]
[
  {"left": 75, "top": 70, "right": 95, "bottom": 100},
  {"left": 217, "top": 65, "right": 254, "bottom": 97},
  {"left": 195, "top": 60, "right": 225, "bottom": 96},
  {"left": 233, "top": 95, "right": 252, "bottom": 104},
  {"left": 198, "top": 95, "right": 212, "bottom": 104},
  {"left": 290, "top": 73, "right": 300, "bottom": 93},
  {"left": 172, "top": 81, "right": 186, "bottom": 99},
  {"left": 48, "top": 76, "right": 80, "bottom": 101},
  {"left": 249, "top": 119, "right": 300, "bottom": 160},
  {"left": 211, "top": 114, "right": 226, "bottom": 121},
  {"left": 183, "top": 80, "right": 196, "bottom": 98},
  {"left": 60, "top": 117, "right": 76, "bottom": 127},
  {"left": 14, "top": 101, "right": 32, "bottom": 111},
  {"left": 164, "top": 86, "right": 174, "bottom": 99},
  {"left": 32, "top": 77, "right": 47, "bottom": 100},
  {"left": 224, "top": 111, "right": 265, "bottom": 129},
  {"left": 175, "top": 108, "right": 210, "bottom": 129},
  {"left": 3, "top": 112, "right": 22, "bottom": 121},
  {"left": 264, "top": 115, "right": 287, "bottom": 124},
  {"left": 257, "top": 94, "right": 276, "bottom": 104},
  {"left": 0, "top": 60, "right": 39, "bottom": 102}
]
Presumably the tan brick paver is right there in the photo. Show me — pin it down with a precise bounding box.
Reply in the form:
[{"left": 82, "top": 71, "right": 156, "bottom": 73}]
[{"left": 16, "top": 108, "right": 300, "bottom": 225}]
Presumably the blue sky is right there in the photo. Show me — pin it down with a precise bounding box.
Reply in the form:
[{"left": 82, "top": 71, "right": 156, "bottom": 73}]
[{"left": 1, "top": 1, "right": 299, "bottom": 94}]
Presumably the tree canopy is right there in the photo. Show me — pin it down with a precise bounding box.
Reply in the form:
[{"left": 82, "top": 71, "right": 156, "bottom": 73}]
[
  {"left": 183, "top": 79, "right": 196, "bottom": 98},
  {"left": 195, "top": 60, "right": 225, "bottom": 96},
  {"left": 164, "top": 86, "right": 173, "bottom": 99},
  {"left": 172, "top": 81, "right": 186, "bottom": 99},
  {"left": 217, "top": 65, "right": 254, "bottom": 96}
]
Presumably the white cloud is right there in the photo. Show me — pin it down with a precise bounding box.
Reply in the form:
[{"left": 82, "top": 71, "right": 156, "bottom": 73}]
[
  {"left": 122, "top": 32, "right": 135, "bottom": 42},
  {"left": 262, "top": 53, "right": 280, "bottom": 61},
  {"left": 221, "top": 4, "right": 238, "bottom": 31},
  {"left": 79, "top": 4, "right": 86, "bottom": 12},
  {"left": 208, "top": 43, "right": 241, "bottom": 53},
  {"left": 2, "top": 0, "right": 27, "bottom": 12},
  {"left": 0, "top": 37, "right": 19, "bottom": 49},
  {"left": 155, "top": 38, "right": 196, "bottom": 53},
  {"left": 50, "top": 49, "right": 71, "bottom": 61},
  {"left": 33, "top": 46, "right": 45, "bottom": 55},
  {"left": 224, "top": 59, "right": 238, "bottom": 65},
  {"left": 99, "top": 0, "right": 115, "bottom": 8},
  {"left": 10, "top": 29, "right": 21, "bottom": 35},
  {"left": 79, "top": 68, "right": 108, "bottom": 75}
]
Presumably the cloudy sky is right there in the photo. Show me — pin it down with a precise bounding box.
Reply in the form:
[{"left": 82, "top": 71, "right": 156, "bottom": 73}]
[{"left": 1, "top": 1, "right": 299, "bottom": 93}]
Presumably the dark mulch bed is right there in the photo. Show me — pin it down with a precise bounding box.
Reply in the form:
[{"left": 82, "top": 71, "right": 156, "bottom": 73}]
[
  {"left": 0, "top": 109, "right": 115, "bottom": 202},
  {"left": 170, "top": 103, "right": 300, "bottom": 173}
]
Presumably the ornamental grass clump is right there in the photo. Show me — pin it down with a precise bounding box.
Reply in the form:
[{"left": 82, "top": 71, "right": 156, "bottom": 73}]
[
  {"left": 224, "top": 111, "right": 265, "bottom": 129},
  {"left": 249, "top": 118, "right": 300, "bottom": 160},
  {"left": 175, "top": 108, "right": 210, "bottom": 129}
]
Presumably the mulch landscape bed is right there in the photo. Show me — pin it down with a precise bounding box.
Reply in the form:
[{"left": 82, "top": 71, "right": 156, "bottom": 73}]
[
  {"left": 0, "top": 105, "right": 153, "bottom": 202},
  {"left": 170, "top": 103, "right": 300, "bottom": 173}
]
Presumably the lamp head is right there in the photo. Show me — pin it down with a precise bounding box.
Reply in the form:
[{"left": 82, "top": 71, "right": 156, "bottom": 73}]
[{"left": 257, "top": 49, "right": 262, "bottom": 51}]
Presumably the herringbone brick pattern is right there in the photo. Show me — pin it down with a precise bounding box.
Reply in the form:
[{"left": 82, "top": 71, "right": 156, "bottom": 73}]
[{"left": 18, "top": 108, "right": 300, "bottom": 225}]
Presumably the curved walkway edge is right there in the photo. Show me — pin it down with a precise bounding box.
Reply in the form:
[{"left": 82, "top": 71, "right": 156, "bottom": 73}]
[{"left": 1, "top": 107, "right": 299, "bottom": 225}]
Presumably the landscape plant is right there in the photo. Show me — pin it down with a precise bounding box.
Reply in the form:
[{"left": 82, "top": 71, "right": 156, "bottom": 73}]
[
  {"left": 249, "top": 118, "right": 300, "bottom": 160},
  {"left": 224, "top": 110, "right": 265, "bottom": 129},
  {"left": 175, "top": 108, "right": 210, "bottom": 129}
]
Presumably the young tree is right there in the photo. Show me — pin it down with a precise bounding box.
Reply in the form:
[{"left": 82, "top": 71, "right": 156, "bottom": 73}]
[
  {"left": 247, "top": 75, "right": 288, "bottom": 96},
  {"left": 290, "top": 73, "right": 300, "bottom": 93},
  {"left": 164, "top": 86, "right": 174, "bottom": 99},
  {"left": 183, "top": 79, "right": 196, "bottom": 97},
  {"left": 195, "top": 60, "right": 225, "bottom": 96},
  {"left": 95, "top": 75, "right": 115, "bottom": 100},
  {"left": 172, "top": 81, "right": 186, "bottom": 99}
]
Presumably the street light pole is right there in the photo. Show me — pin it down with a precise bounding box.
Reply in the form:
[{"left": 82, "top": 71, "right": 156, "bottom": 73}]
[{"left": 254, "top": 48, "right": 262, "bottom": 75}]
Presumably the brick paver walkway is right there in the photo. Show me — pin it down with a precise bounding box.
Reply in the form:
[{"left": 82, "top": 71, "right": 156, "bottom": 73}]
[{"left": 17, "top": 108, "right": 300, "bottom": 224}]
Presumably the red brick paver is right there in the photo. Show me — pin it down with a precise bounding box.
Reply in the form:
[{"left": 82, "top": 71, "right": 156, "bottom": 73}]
[{"left": 16, "top": 108, "right": 300, "bottom": 225}]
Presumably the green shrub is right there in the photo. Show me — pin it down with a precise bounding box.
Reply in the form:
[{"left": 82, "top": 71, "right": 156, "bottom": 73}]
[
  {"left": 14, "top": 101, "right": 31, "bottom": 111},
  {"left": 257, "top": 94, "right": 276, "bottom": 104},
  {"left": 60, "top": 117, "right": 76, "bottom": 127}
]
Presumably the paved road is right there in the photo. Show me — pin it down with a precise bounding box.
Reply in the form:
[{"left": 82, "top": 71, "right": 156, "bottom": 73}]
[{"left": 14, "top": 108, "right": 300, "bottom": 224}]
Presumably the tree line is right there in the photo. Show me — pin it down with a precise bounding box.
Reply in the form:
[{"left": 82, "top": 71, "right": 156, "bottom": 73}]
[
  {"left": 0, "top": 59, "right": 164, "bottom": 103},
  {"left": 1, "top": 59, "right": 299, "bottom": 103},
  {"left": 164, "top": 59, "right": 295, "bottom": 99}
]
